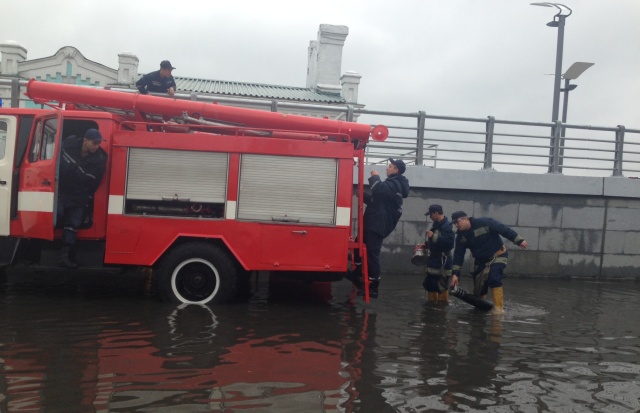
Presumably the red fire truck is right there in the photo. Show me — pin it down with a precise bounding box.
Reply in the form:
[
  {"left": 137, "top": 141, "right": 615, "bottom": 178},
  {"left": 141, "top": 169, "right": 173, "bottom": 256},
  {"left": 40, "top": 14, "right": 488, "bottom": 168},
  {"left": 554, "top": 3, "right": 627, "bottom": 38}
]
[{"left": 0, "top": 80, "right": 387, "bottom": 304}]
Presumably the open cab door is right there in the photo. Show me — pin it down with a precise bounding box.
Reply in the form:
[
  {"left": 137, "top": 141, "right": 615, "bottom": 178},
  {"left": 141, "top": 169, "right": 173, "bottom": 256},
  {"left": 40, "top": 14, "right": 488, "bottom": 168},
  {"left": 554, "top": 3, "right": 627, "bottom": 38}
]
[
  {"left": 0, "top": 115, "right": 18, "bottom": 236},
  {"left": 17, "top": 112, "right": 63, "bottom": 240}
]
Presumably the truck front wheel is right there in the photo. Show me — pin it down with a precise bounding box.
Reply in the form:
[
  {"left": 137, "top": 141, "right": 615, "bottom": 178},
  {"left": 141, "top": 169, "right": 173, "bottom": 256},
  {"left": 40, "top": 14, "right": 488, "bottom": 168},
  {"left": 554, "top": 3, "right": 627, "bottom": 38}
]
[{"left": 156, "top": 242, "right": 237, "bottom": 305}]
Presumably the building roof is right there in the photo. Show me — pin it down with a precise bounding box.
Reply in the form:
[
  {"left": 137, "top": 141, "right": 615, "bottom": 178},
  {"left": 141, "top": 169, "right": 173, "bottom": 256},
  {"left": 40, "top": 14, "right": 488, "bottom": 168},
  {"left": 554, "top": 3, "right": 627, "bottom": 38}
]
[{"left": 174, "top": 76, "right": 346, "bottom": 104}]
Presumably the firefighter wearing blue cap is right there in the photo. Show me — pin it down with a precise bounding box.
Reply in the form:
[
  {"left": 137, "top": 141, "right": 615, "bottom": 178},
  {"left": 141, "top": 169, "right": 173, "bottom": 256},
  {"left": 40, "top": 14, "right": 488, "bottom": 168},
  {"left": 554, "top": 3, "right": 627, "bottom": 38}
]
[
  {"left": 419, "top": 204, "right": 455, "bottom": 303},
  {"left": 57, "top": 129, "right": 108, "bottom": 268},
  {"left": 348, "top": 158, "right": 410, "bottom": 298},
  {"left": 450, "top": 211, "right": 528, "bottom": 314},
  {"left": 136, "top": 60, "right": 177, "bottom": 96}
]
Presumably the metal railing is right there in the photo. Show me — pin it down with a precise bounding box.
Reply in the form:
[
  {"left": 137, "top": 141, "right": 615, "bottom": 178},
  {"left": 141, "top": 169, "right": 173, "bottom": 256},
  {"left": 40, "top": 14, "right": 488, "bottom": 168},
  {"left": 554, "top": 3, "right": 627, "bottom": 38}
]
[
  {"left": 2, "top": 78, "right": 638, "bottom": 177},
  {"left": 357, "top": 111, "right": 640, "bottom": 177}
]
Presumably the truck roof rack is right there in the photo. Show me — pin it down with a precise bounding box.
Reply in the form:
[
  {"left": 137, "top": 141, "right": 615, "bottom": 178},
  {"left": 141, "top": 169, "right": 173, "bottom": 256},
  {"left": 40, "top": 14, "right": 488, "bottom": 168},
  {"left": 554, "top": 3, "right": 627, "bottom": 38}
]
[{"left": 26, "top": 79, "right": 388, "bottom": 148}]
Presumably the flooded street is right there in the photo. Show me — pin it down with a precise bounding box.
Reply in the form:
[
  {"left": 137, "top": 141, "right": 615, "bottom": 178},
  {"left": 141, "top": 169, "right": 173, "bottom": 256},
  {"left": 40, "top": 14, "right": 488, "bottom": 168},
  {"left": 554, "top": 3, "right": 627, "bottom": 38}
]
[{"left": 1, "top": 270, "right": 639, "bottom": 412}]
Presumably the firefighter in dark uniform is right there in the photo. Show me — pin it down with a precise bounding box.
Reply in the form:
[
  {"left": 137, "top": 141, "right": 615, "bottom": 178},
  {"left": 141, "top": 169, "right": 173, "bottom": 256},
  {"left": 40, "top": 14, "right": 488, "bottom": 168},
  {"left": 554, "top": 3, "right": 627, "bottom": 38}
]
[
  {"left": 449, "top": 211, "right": 528, "bottom": 313},
  {"left": 136, "top": 60, "right": 177, "bottom": 96},
  {"left": 420, "top": 204, "right": 455, "bottom": 303},
  {"left": 57, "top": 129, "right": 108, "bottom": 268},
  {"left": 348, "top": 158, "right": 410, "bottom": 298}
]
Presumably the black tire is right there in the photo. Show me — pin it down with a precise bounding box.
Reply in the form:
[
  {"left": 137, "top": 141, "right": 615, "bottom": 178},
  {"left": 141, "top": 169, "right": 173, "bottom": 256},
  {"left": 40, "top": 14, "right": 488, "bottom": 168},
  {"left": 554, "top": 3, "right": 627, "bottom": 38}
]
[{"left": 155, "top": 242, "right": 237, "bottom": 305}]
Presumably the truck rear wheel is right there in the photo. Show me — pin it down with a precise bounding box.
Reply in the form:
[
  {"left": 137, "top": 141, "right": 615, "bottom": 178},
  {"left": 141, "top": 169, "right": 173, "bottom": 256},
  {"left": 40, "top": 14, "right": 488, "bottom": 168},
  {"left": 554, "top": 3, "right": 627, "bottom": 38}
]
[{"left": 156, "top": 242, "right": 237, "bottom": 305}]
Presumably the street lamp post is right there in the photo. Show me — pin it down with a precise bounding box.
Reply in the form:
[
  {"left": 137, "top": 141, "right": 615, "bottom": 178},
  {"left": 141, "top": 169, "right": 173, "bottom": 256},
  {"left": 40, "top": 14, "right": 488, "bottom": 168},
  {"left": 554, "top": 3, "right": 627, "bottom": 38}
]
[
  {"left": 560, "top": 80, "right": 577, "bottom": 127},
  {"left": 531, "top": 2, "right": 573, "bottom": 122},
  {"left": 531, "top": 2, "right": 573, "bottom": 173},
  {"left": 558, "top": 61, "right": 594, "bottom": 171}
]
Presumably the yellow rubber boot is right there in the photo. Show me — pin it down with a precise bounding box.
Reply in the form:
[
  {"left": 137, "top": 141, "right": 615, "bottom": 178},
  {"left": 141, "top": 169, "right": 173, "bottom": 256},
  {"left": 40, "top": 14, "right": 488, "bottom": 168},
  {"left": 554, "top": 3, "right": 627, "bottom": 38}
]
[
  {"left": 489, "top": 318, "right": 503, "bottom": 343},
  {"left": 427, "top": 292, "right": 438, "bottom": 301},
  {"left": 491, "top": 287, "right": 504, "bottom": 315},
  {"left": 437, "top": 291, "right": 449, "bottom": 303}
]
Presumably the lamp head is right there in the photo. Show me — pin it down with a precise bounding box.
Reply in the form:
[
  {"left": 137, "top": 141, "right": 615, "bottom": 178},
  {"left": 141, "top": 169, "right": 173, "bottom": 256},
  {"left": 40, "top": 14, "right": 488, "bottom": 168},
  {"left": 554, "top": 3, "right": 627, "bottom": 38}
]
[
  {"left": 563, "top": 62, "right": 595, "bottom": 80},
  {"left": 531, "top": 2, "right": 573, "bottom": 20},
  {"left": 560, "top": 84, "right": 578, "bottom": 92}
]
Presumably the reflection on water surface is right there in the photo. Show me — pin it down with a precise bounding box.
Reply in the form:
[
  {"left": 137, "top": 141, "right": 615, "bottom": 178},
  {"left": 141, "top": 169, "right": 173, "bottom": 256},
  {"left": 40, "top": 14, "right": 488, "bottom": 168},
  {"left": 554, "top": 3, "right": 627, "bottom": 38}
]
[{"left": 0, "top": 271, "right": 638, "bottom": 412}]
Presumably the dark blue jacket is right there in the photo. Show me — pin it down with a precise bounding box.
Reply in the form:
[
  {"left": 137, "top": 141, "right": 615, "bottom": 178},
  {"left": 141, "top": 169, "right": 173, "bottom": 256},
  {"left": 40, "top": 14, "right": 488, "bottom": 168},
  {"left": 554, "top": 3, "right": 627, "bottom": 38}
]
[
  {"left": 452, "top": 217, "right": 524, "bottom": 276},
  {"left": 136, "top": 70, "right": 177, "bottom": 94},
  {"left": 363, "top": 173, "right": 410, "bottom": 238},
  {"left": 428, "top": 216, "right": 455, "bottom": 255},
  {"left": 59, "top": 136, "right": 107, "bottom": 205}
]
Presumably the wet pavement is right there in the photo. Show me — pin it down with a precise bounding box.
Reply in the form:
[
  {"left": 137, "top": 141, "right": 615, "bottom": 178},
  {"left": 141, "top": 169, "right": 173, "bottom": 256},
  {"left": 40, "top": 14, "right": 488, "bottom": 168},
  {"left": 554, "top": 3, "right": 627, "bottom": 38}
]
[{"left": 1, "top": 269, "right": 639, "bottom": 412}]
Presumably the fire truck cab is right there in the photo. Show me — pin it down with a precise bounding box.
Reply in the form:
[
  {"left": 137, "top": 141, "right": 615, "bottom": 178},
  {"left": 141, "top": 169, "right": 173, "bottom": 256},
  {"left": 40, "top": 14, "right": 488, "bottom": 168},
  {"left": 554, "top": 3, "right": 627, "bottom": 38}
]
[{"left": 0, "top": 80, "right": 387, "bottom": 304}]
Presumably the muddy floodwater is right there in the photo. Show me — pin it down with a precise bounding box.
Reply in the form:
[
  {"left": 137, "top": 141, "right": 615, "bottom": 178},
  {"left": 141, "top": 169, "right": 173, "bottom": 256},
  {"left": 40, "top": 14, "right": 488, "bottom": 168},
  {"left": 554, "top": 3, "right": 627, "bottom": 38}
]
[{"left": 1, "top": 270, "right": 639, "bottom": 412}]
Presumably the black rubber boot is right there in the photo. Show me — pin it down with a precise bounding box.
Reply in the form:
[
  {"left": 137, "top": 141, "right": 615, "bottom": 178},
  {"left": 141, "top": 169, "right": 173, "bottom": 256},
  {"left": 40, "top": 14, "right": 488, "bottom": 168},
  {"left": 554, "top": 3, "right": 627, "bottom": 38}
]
[
  {"left": 59, "top": 246, "right": 78, "bottom": 269},
  {"left": 356, "top": 278, "right": 379, "bottom": 298},
  {"left": 369, "top": 279, "right": 380, "bottom": 299},
  {"left": 345, "top": 266, "right": 363, "bottom": 290}
]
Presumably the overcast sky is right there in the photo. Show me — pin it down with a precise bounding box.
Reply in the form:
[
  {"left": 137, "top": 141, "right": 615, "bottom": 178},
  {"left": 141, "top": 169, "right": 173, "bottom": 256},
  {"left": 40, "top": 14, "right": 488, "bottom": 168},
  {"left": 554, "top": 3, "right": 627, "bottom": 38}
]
[{"left": 2, "top": 0, "right": 639, "bottom": 129}]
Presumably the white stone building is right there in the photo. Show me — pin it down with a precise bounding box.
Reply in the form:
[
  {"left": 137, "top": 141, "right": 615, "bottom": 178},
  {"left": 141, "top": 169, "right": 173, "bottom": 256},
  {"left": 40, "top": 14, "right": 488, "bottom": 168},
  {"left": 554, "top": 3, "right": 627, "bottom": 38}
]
[{"left": 0, "top": 24, "right": 362, "bottom": 119}]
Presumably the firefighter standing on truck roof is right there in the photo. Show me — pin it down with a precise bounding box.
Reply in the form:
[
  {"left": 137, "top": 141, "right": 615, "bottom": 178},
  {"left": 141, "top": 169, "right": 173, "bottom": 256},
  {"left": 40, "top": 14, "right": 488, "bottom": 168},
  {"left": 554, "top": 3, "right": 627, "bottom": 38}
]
[
  {"left": 348, "top": 158, "right": 410, "bottom": 298},
  {"left": 57, "top": 129, "right": 108, "bottom": 268},
  {"left": 449, "top": 211, "right": 528, "bottom": 314},
  {"left": 136, "top": 60, "right": 177, "bottom": 96}
]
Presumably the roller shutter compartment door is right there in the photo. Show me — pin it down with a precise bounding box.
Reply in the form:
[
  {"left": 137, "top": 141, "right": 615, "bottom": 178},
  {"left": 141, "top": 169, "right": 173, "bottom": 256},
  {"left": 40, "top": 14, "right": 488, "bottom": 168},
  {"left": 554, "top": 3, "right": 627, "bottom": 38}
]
[
  {"left": 237, "top": 154, "right": 337, "bottom": 225},
  {"left": 127, "top": 148, "right": 228, "bottom": 202}
]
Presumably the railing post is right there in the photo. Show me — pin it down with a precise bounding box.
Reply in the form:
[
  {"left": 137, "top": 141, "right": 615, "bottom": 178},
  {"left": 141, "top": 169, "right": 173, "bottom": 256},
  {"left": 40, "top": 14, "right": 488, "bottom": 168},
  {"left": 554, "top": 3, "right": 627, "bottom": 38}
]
[
  {"left": 416, "top": 111, "right": 426, "bottom": 166},
  {"left": 613, "top": 125, "right": 625, "bottom": 177},
  {"left": 483, "top": 116, "right": 495, "bottom": 170},
  {"left": 548, "top": 121, "right": 562, "bottom": 173},
  {"left": 11, "top": 78, "right": 21, "bottom": 108},
  {"left": 270, "top": 100, "right": 278, "bottom": 112},
  {"left": 346, "top": 104, "right": 354, "bottom": 122}
]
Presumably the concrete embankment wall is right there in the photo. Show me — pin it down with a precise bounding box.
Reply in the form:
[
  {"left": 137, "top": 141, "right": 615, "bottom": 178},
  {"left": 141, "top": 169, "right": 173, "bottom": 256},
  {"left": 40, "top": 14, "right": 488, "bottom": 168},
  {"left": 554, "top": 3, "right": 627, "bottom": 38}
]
[{"left": 355, "top": 166, "right": 640, "bottom": 278}]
